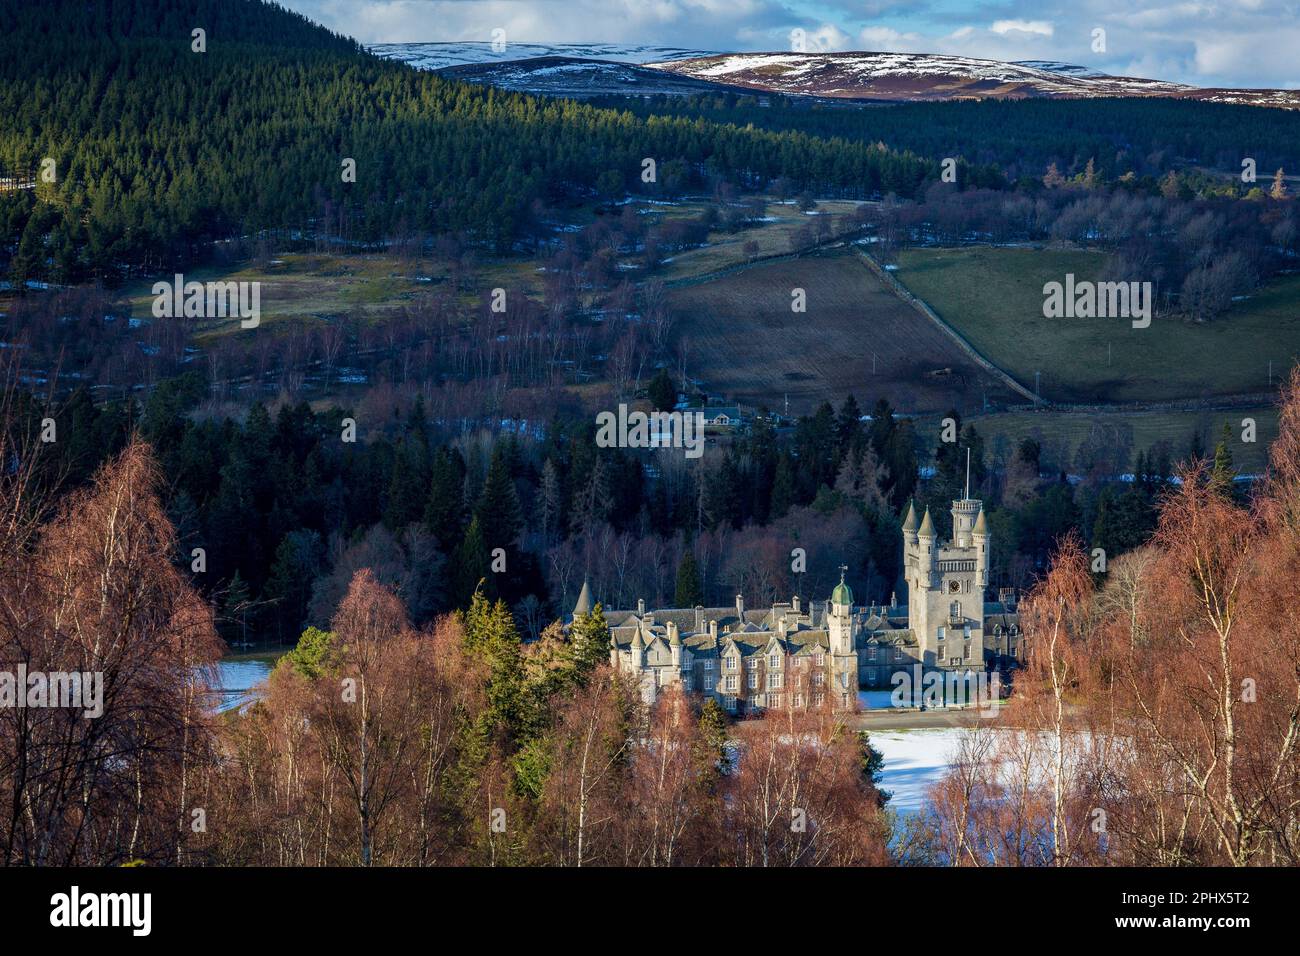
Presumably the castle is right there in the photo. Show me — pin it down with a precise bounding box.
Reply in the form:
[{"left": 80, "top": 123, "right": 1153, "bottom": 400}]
[{"left": 574, "top": 491, "right": 1021, "bottom": 714}]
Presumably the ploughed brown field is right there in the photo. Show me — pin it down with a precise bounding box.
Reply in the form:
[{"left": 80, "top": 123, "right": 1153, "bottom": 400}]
[{"left": 667, "top": 248, "right": 1014, "bottom": 416}]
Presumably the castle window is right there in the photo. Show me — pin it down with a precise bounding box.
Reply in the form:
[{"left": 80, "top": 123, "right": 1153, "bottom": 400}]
[
  {"left": 767, "top": 672, "right": 783, "bottom": 690},
  {"left": 814, "top": 693, "right": 825, "bottom": 706},
  {"left": 725, "top": 675, "right": 738, "bottom": 692},
  {"left": 703, "top": 660, "right": 713, "bottom": 671},
  {"left": 704, "top": 677, "right": 714, "bottom": 692},
  {"left": 964, "top": 641, "right": 973, "bottom": 660},
  {"left": 867, "top": 646, "right": 876, "bottom": 661},
  {"left": 794, "top": 694, "right": 804, "bottom": 708},
  {"left": 815, "top": 653, "right": 825, "bottom": 667},
  {"left": 749, "top": 695, "right": 762, "bottom": 709},
  {"left": 893, "top": 647, "right": 903, "bottom": 662},
  {"left": 768, "top": 694, "right": 783, "bottom": 709},
  {"left": 839, "top": 673, "right": 849, "bottom": 689},
  {"left": 769, "top": 653, "right": 781, "bottom": 669},
  {"left": 725, "top": 696, "right": 737, "bottom": 712},
  {"left": 748, "top": 671, "right": 759, "bottom": 690},
  {"left": 812, "top": 673, "right": 824, "bottom": 687},
  {"left": 937, "top": 626, "right": 946, "bottom": 640}
]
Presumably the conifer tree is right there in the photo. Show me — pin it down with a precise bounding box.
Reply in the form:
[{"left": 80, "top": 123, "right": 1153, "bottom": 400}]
[
  {"left": 474, "top": 446, "right": 523, "bottom": 552},
  {"left": 1210, "top": 423, "right": 1236, "bottom": 494},
  {"left": 675, "top": 550, "right": 704, "bottom": 607},
  {"left": 423, "top": 447, "right": 466, "bottom": 550},
  {"left": 451, "top": 516, "right": 491, "bottom": 608},
  {"left": 569, "top": 603, "right": 611, "bottom": 677}
]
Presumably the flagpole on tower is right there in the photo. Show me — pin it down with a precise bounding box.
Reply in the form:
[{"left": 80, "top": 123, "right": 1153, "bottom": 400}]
[{"left": 965, "top": 447, "right": 971, "bottom": 500}]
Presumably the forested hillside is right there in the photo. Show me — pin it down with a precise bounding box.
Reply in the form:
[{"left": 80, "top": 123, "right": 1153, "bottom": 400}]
[
  {"left": 0, "top": 0, "right": 934, "bottom": 283},
  {"left": 596, "top": 93, "right": 1300, "bottom": 184}
]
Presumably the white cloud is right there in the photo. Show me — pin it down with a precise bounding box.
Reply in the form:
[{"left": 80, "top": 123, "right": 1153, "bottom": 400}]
[
  {"left": 857, "top": 26, "right": 927, "bottom": 51},
  {"left": 990, "top": 19, "right": 1054, "bottom": 37}
]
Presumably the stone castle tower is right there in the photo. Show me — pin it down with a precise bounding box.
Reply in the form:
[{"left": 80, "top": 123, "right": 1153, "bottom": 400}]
[
  {"left": 901, "top": 472, "right": 989, "bottom": 670},
  {"left": 827, "top": 567, "right": 858, "bottom": 706}
]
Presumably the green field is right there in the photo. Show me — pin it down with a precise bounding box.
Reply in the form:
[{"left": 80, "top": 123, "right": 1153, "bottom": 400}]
[
  {"left": 920, "top": 405, "right": 1281, "bottom": 475},
  {"left": 893, "top": 247, "right": 1300, "bottom": 404},
  {"left": 119, "top": 252, "right": 551, "bottom": 339},
  {"left": 653, "top": 198, "right": 871, "bottom": 281}
]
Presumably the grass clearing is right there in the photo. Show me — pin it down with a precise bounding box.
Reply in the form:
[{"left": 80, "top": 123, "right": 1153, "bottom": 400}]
[
  {"left": 914, "top": 405, "right": 1280, "bottom": 474},
  {"left": 651, "top": 198, "right": 872, "bottom": 282},
  {"left": 894, "top": 246, "right": 1300, "bottom": 404},
  {"left": 667, "top": 248, "right": 1017, "bottom": 415},
  {"left": 119, "top": 252, "right": 553, "bottom": 339}
]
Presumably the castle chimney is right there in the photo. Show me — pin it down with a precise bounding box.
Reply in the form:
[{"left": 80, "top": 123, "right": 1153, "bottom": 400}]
[
  {"left": 694, "top": 605, "right": 704, "bottom": 634},
  {"left": 637, "top": 598, "right": 646, "bottom": 616},
  {"left": 735, "top": 594, "right": 745, "bottom": 620},
  {"left": 792, "top": 594, "right": 801, "bottom": 614},
  {"left": 709, "top": 619, "right": 718, "bottom": 641}
]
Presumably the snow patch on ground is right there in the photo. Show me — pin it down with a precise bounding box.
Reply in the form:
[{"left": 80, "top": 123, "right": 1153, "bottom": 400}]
[{"left": 870, "top": 729, "right": 966, "bottom": 815}]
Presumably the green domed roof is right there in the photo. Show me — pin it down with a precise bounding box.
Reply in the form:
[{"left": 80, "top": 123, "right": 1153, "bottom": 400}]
[{"left": 830, "top": 570, "right": 853, "bottom": 607}]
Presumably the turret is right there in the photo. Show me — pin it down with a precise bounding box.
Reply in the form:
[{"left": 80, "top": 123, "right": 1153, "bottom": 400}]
[
  {"left": 951, "top": 497, "right": 981, "bottom": 548},
  {"left": 917, "top": 508, "right": 936, "bottom": 588},
  {"left": 828, "top": 567, "right": 854, "bottom": 657},
  {"left": 901, "top": 499, "right": 919, "bottom": 548},
  {"left": 573, "top": 578, "right": 593, "bottom": 619},
  {"left": 972, "top": 506, "right": 989, "bottom": 587},
  {"left": 630, "top": 628, "right": 645, "bottom": 669},
  {"left": 668, "top": 621, "right": 682, "bottom": 668}
]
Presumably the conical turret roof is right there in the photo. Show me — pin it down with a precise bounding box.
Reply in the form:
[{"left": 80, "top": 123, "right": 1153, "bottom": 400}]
[
  {"left": 573, "top": 578, "right": 593, "bottom": 617},
  {"left": 972, "top": 507, "right": 988, "bottom": 535},
  {"left": 918, "top": 507, "right": 936, "bottom": 538},
  {"left": 902, "top": 500, "right": 918, "bottom": 533}
]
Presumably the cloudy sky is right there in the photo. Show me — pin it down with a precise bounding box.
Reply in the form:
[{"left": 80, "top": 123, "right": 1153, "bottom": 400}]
[{"left": 281, "top": 0, "right": 1300, "bottom": 89}]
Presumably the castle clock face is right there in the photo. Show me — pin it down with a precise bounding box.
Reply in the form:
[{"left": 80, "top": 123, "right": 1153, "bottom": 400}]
[{"left": 948, "top": 580, "right": 961, "bottom": 594}]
